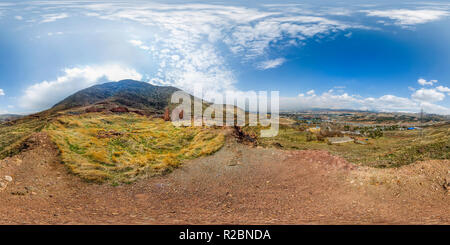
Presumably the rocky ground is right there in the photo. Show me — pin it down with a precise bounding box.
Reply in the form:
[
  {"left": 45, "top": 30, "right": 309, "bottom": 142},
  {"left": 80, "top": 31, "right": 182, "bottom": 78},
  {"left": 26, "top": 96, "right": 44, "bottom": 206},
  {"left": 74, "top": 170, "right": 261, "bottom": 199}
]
[{"left": 0, "top": 132, "right": 448, "bottom": 224}]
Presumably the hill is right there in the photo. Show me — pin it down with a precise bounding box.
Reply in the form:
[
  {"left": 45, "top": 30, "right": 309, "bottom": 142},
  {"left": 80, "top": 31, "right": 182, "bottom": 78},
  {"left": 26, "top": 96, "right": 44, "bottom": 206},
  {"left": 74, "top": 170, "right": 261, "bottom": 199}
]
[
  {"left": 52, "top": 79, "right": 180, "bottom": 113},
  {"left": 0, "top": 79, "right": 226, "bottom": 183},
  {"left": 0, "top": 79, "right": 212, "bottom": 164}
]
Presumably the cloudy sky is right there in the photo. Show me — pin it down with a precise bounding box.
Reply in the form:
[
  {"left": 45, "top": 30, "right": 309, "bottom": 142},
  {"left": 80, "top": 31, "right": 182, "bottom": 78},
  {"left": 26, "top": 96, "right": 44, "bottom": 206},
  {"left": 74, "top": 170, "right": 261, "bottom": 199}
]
[{"left": 0, "top": 0, "right": 450, "bottom": 114}]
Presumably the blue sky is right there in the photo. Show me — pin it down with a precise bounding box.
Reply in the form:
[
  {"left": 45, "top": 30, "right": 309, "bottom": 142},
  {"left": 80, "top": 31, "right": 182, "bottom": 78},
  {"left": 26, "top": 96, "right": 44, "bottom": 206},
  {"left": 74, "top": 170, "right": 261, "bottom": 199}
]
[{"left": 0, "top": 0, "right": 449, "bottom": 114}]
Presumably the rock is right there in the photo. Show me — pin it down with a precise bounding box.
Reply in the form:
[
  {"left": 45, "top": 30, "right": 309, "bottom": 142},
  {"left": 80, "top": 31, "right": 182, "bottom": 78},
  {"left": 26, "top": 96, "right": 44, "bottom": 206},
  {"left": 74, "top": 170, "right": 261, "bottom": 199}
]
[
  {"left": 4, "top": 175, "right": 12, "bottom": 182},
  {"left": 11, "top": 191, "right": 25, "bottom": 196},
  {"left": 110, "top": 106, "right": 129, "bottom": 113},
  {"left": 0, "top": 182, "right": 6, "bottom": 190}
]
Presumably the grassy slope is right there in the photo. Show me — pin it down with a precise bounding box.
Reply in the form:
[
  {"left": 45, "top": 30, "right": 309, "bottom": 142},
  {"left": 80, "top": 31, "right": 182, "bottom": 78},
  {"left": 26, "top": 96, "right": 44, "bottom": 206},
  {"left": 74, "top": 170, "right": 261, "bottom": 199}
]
[
  {"left": 45, "top": 113, "right": 225, "bottom": 184},
  {"left": 0, "top": 117, "right": 48, "bottom": 159},
  {"left": 243, "top": 123, "right": 450, "bottom": 168}
]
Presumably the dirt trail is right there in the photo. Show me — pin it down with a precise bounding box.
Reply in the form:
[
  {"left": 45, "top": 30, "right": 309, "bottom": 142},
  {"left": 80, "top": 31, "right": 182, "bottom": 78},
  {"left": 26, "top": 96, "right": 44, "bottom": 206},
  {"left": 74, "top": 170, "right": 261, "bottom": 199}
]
[{"left": 0, "top": 132, "right": 448, "bottom": 224}]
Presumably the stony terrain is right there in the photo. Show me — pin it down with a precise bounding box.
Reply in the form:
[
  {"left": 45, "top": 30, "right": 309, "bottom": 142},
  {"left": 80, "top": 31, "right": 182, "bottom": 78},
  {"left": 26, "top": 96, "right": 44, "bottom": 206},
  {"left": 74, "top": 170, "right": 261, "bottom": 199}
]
[{"left": 0, "top": 132, "right": 448, "bottom": 224}]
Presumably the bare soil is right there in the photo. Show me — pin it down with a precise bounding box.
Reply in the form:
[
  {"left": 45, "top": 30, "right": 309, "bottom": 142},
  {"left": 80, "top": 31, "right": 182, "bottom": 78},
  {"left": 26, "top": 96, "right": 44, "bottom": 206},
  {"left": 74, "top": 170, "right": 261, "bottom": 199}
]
[{"left": 0, "top": 132, "right": 448, "bottom": 224}]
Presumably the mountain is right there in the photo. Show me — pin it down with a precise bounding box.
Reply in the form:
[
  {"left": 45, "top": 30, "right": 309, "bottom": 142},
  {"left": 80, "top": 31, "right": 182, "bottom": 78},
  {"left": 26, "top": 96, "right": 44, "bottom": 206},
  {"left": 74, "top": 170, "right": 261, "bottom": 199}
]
[{"left": 52, "top": 79, "right": 180, "bottom": 113}]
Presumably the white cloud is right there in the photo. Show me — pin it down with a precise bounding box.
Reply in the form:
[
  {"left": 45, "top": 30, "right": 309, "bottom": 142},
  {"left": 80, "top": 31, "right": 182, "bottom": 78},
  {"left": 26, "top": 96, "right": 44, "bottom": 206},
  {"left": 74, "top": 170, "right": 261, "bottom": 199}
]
[
  {"left": 280, "top": 90, "right": 416, "bottom": 110},
  {"left": 417, "top": 78, "right": 438, "bottom": 86},
  {"left": 281, "top": 88, "right": 450, "bottom": 115},
  {"left": 129, "top": 39, "right": 143, "bottom": 46},
  {"left": 14, "top": 15, "right": 23, "bottom": 20},
  {"left": 256, "top": 58, "right": 286, "bottom": 70},
  {"left": 411, "top": 88, "right": 445, "bottom": 103},
  {"left": 0, "top": 89, "right": 4, "bottom": 96},
  {"left": 47, "top": 31, "right": 63, "bottom": 36},
  {"left": 306, "top": 89, "right": 315, "bottom": 95},
  {"left": 64, "top": 2, "right": 370, "bottom": 100},
  {"left": 41, "top": 13, "right": 68, "bottom": 23},
  {"left": 224, "top": 15, "right": 357, "bottom": 58},
  {"left": 436, "top": 85, "right": 450, "bottom": 94},
  {"left": 364, "top": 9, "right": 449, "bottom": 26},
  {"left": 11, "top": 2, "right": 374, "bottom": 104},
  {"left": 20, "top": 64, "right": 142, "bottom": 111},
  {"left": 128, "top": 39, "right": 150, "bottom": 50},
  {"left": 419, "top": 102, "right": 450, "bottom": 115}
]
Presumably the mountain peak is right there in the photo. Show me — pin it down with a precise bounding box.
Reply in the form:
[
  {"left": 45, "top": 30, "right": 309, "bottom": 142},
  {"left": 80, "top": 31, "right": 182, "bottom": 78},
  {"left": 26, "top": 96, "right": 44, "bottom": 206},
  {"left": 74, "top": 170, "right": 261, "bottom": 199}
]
[
  {"left": 116, "top": 79, "right": 141, "bottom": 83},
  {"left": 52, "top": 79, "right": 180, "bottom": 113}
]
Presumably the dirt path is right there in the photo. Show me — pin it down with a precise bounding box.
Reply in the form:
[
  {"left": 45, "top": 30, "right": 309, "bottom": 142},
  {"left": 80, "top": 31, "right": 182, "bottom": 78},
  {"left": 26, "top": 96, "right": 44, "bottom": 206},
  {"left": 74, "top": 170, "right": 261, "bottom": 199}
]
[{"left": 0, "top": 132, "right": 448, "bottom": 224}]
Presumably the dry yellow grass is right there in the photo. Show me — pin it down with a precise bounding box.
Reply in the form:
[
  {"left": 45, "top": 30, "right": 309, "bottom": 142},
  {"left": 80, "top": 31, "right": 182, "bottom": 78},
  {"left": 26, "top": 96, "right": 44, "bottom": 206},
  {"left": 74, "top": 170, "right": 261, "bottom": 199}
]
[
  {"left": 0, "top": 117, "right": 47, "bottom": 159},
  {"left": 45, "top": 113, "right": 225, "bottom": 184}
]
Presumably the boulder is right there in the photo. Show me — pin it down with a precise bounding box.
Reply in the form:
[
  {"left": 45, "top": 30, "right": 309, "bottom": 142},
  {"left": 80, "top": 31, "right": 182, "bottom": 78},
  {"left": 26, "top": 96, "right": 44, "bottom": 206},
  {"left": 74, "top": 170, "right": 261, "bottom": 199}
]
[{"left": 110, "top": 107, "right": 129, "bottom": 113}]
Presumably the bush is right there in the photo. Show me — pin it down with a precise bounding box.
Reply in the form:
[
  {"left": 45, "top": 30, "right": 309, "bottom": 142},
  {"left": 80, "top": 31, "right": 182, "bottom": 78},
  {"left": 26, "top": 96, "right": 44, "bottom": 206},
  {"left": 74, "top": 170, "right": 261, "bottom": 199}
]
[{"left": 368, "top": 129, "right": 383, "bottom": 138}]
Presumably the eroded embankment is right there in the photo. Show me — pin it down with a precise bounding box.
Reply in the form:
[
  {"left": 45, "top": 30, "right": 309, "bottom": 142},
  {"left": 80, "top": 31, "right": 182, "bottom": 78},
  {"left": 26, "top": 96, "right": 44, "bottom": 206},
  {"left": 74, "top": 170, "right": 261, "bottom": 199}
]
[{"left": 0, "top": 133, "right": 448, "bottom": 224}]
